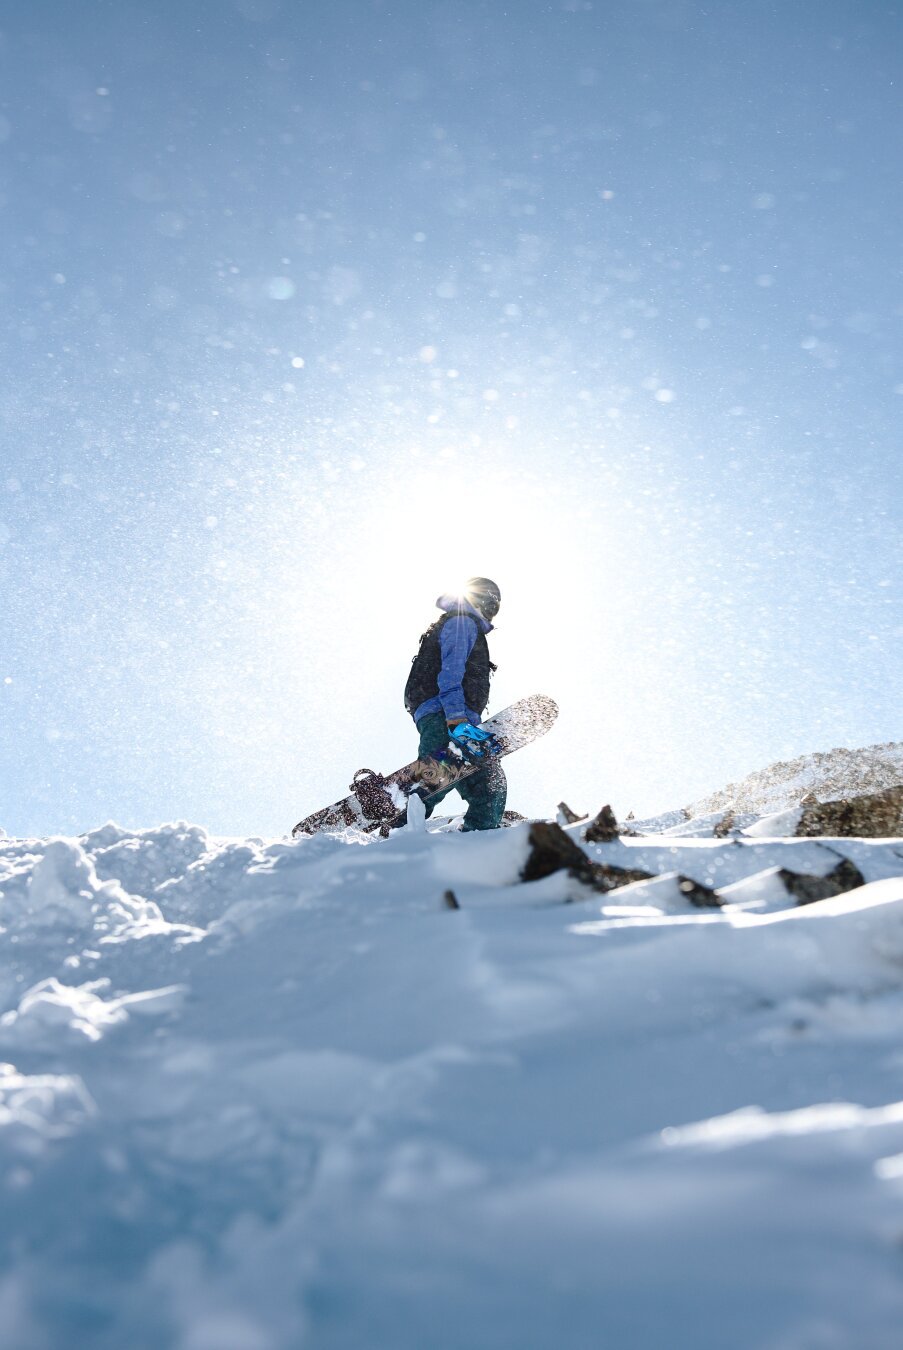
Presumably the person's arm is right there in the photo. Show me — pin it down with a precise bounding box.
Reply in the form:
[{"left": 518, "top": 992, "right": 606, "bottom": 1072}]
[{"left": 437, "top": 616, "right": 478, "bottom": 723}]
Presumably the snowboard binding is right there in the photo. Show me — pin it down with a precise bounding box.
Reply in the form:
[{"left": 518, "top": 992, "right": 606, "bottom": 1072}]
[{"left": 449, "top": 723, "right": 503, "bottom": 762}]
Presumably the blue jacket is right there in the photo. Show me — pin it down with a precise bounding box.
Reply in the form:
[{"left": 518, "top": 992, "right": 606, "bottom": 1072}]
[{"left": 412, "top": 594, "right": 494, "bottom": 725}]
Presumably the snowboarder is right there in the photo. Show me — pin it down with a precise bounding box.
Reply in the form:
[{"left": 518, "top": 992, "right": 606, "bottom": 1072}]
[{"left": 403, "top": 578, "right": 507, "bottom": 831}]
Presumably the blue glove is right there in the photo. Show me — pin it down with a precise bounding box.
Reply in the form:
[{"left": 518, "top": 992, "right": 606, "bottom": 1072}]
[{"left": 449, "top": 722, "right": 501, "bottom": 759}]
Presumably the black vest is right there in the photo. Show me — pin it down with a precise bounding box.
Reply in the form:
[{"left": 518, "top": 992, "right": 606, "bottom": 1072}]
[{"left": 404, "top": 613, "right": 495, "bottom": 717}]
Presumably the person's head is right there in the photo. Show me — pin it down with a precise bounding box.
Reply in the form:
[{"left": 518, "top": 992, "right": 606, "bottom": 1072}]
[{"left": 464, "top": 577, "right": 501, "bottom": 621}]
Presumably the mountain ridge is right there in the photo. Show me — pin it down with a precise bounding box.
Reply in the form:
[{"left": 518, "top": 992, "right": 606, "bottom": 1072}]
[{"left": 683, "top": 739, "right": 903, "bottom": 819}]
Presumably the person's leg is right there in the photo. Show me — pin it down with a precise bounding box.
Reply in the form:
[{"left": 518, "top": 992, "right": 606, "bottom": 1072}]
[
  {"left": 456, "top": 757, "right": 507, "bottom": 831},
  {"left": 413, "top": 714, "right": 507, "bottom": 829},
  {"left": 415, "top": 713, "right": 456, "bottom": 818}
]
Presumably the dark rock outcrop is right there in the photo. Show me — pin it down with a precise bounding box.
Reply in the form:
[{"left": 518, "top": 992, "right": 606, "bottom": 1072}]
[
  {"left": 557, "top": 802, "right": 586, "bottom": 825},
  {"left": 521, "top": 822, "right": 654, "bottom": 896},
  {"left": 778, "top": 858, "right": 866, "bottom": 905},
  {"left": 521, "top": 823, "right": 595, "bottom": 882},
  {"left": 675, "top": 876, "right": 722, "bottom": 909},
  {"left": 794, "top": 786, "right": 903, "bottom": 839},
  {"left": 713, "top": 811, "right": 737, "bottom": 838},
  {"left": 584, "top": 804, "right": 619, "bottom": 844},
  {"left": 502, "top": 809, "right": 527, "bottom": 826},
  {"left": 588, "top": 863, "right": 663, "bottom": 894}
]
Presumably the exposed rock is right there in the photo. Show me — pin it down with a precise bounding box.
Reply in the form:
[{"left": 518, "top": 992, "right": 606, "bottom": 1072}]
[
  {"left": 502, "top": 809, "right": 527, "bottom": 826},
  {"left": 584, "top": 804, "right": 619, "bottom": 844},
  {"left": 443, "top": 889, "right": 460, "bottom": 911},
  {"left": 522, "top": 823, "right": 594, "bottom": 882},
  {"left": 625, "top": 810, "right": 635, "bottom": 821},
  {"left": 521, "top": 823, "right": 654, "bottom": 895},
  {"left": 713, "top": 811, "right": 737, "bottom": 838},
  {"left": 556, "top": 802, "right": 586, "bottom": 826},
  {"left": 675, "top": 876, "right": 722, "bottom": 909},
  {"left": 799, "top": 792, "right": 820, "bottom": 807},
  {"left": 777, "top": 858, "right": 866, "bottom": 905},
  {"left": 793, "top": 786, "right": 903, "bottom": 839},
  {"left": 588, "top": 862, "right": 664, "bottom": 894}
]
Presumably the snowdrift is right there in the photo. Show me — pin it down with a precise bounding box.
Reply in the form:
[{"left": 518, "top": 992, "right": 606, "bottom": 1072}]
[{"left": 1, "top": 801, "right": 903, "bottom": 1348}]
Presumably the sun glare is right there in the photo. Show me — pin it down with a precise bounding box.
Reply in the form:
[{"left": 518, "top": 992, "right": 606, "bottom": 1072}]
[
  {"left": 362, "top": 461, "right": 593, "bottom": 610},
  {"left": 351, "top": 456, "right": 635, "bottom": 712}
]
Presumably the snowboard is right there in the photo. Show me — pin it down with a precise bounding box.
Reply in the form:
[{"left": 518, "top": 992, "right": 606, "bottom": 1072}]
[{"left": 291, "top": 695, "right": 558, "bottom": 838}]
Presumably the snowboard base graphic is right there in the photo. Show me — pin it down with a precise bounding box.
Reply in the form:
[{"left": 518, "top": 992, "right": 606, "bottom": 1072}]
[{"left": 291, "top": 695, "right": 558, "bottom": 838}]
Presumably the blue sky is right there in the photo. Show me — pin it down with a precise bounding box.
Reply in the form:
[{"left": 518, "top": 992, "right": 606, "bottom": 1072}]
[{"left": 1, "top": 0, "right": 900, "bottom": 836}]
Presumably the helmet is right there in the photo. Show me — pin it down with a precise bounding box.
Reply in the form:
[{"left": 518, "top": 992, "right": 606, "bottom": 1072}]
[{"left": 464, "top": 576, "right": 501, "bottom": 620}]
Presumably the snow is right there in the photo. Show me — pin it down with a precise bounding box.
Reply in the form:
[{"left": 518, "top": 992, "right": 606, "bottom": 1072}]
[{"left": 1, "top": 815, "right": 903, "bottom": 1347}]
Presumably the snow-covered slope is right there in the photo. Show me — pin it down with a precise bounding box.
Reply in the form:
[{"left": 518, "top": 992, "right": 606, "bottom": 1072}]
[
  {"left": 2, "top": 811, "right": 903, "bottom": 1348},
  {"left": 684, "top": 740, "right": 903, "bottom": 818}
]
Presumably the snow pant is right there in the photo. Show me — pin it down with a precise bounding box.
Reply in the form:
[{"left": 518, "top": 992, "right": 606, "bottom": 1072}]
[{"left": 416, "top": 712, "right": 507, "bottom": 832}]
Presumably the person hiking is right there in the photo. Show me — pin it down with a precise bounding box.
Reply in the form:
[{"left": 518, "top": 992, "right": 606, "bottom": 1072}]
[{"left": 403, "top": 577, "right": 507, "bottom": 832}]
